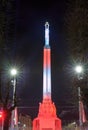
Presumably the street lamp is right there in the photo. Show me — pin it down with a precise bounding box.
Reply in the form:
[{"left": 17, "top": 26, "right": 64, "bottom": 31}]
[
  {"left": 10, "top": 68, "right": 18, "bottom": 130},
  {"left": 10, "top": 69, "right": 17, "bottom": 76},
  {"left": 75, "top": 65, "right": 83, "bottom": 74},
  {"left": 10, "top": 68, "right": 17, "bottom": 105},
  {"left": 75, "top": 65, "right": 83, "bottom": 130}
]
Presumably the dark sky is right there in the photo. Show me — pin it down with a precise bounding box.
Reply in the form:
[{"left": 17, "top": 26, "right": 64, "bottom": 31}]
[{"left": 9, "top": 0, "right": 75, "bottom": 119}]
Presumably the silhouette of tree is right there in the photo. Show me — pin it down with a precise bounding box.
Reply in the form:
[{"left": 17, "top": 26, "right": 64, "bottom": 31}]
[
  {"left": 0, "top": 1, "right": 17, "bottom": 130},
  {"left": 65, "top": 0, "right": 88, "bottom": 108}
]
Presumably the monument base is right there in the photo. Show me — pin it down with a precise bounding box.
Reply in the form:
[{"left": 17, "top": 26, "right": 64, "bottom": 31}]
[{"left": 33, "top": 99, "right": 62, "bottom": 130}]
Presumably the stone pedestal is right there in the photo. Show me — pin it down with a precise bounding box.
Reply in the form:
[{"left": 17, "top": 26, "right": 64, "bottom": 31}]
[{"left": 33, "top": 99, "right": 61, "bottom": 130}]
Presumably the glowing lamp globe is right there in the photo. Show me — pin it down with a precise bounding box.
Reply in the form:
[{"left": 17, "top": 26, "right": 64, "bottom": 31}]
[
  {"left": 10, "top": 69, "right": 17, "bottom": 76},
  {"left": 75, "top": 65, "right": 83, "bottom": 73}
]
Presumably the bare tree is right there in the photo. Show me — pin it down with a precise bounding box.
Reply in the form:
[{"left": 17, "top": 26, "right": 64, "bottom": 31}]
[
  {"left": 64, "top": 0, "right": 88, "bottom": 107},
  {"left": 0, "top": 1, "right": 17, "bottom": 130}
]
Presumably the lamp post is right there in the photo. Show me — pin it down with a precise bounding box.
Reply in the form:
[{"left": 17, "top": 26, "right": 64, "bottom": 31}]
[
  {"left": 10, "top": 68, "right": 18, "bottom": 130},
  {"left": 10, "top": 68, "right": 17, "bottom": 105},
  {"left": 75, "top": 65, "right": 83, "bottom": 130}
]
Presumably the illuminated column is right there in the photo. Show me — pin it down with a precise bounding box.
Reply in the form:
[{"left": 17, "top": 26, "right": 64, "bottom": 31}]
[
  {"left": 33, "top": 22, "right": 62, "bottom": 130},
  {"left": 43, "top": 22, "right": 51, "bottom": 99}
]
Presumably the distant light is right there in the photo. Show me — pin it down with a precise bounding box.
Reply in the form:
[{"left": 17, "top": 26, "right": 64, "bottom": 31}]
[
  {"left": 23, "top": 124, "right": 26, "bottom": 127},
  {"left": 75, "top": 65, "right": 83, "bottom": 73},
  {"left": 0, "top": 114, "right": 2, "bottom": 118},
  {"left": 10, "top": 68, "right": 17, "bottom": 76},
  {"left": 0, "top": 112, "right": 3, "bottom": 118}
]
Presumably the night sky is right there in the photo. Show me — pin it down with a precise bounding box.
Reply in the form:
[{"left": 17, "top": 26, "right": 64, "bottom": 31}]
[{"left": 7, "top": 0, "right": 76, "bottom": 120}]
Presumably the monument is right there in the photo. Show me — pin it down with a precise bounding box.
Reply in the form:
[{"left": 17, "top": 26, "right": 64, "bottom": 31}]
[{"left": 33, "top": 22, "right": 62, "bottom": 130}]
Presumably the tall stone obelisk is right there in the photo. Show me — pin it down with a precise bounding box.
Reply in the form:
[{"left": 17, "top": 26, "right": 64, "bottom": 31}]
[{"left": 33, "top": 22, "right": 62, "bottom": 130}]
